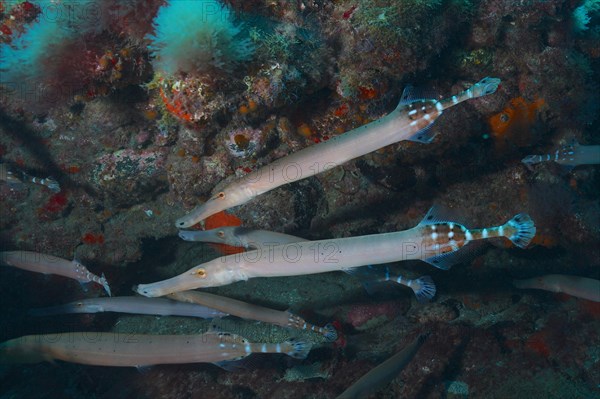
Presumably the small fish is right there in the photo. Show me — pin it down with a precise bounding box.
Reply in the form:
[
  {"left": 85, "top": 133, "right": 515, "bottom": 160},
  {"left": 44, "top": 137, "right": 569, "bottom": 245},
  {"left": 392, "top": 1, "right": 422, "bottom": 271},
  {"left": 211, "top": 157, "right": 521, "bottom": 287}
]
[
  {"left": 28, "top": 175, "right": 61, "bottom": 192},
  {"left": 522, "top": 141, "right": 600, "bottom": 172},
  {"left": 0, "top": 331, "right": 312, "bottom": 366},
  {"left": 0, "top": 251, "right": 111, "bottom": 296},
  {"left": 514, "top": 274, "right": 600, "bottom": 302},
  {"left": 0, "top": 163, "right": 60, "bottom": 192}
]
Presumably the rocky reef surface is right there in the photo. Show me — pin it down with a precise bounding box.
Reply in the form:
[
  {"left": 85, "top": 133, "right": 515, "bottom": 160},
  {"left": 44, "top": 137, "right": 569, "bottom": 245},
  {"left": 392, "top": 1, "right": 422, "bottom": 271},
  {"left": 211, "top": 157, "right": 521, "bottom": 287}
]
[{"left": 0, "top": 0, "right": 598, "bottom": 398}]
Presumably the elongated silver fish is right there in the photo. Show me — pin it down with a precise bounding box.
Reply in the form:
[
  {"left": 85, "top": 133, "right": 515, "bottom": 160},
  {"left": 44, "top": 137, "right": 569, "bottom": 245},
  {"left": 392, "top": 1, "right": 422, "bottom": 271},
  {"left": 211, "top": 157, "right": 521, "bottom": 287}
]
[
  {"left": 180, "top": 226, "right": 436, "bottom": 301},
  {"left": 514, "top": 274, "right": 600, "bottom": 302},
  {"left": 0, "top": 251, "right": 111, "bottom": 296},
  {"left": 168, "top": 290, "right": 338, "bottom": 341},
  {"left": 0, "top": 163, "right": 60, "bottom": 192},
  {"left": 29, "top": 296, "right": 227, "bottom": 318},
  {"left": 522, "top": 141, "right": 600, "bottom": 171},
  {"left": 176, "top": 77, "right": 501, "bottom": 228},
  {"left": 136, "top": 208, "right": 535, "bottom": 297},
  {"left": 337, "top": 334, "right": 428, "bottom": 399},
  {"left": 0, "top": 331, "right": 311, "bottom": 366}
]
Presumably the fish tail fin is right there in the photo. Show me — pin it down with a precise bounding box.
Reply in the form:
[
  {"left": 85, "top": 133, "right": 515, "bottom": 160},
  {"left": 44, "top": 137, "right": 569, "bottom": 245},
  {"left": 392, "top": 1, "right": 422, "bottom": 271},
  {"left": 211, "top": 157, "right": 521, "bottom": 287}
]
[
  {"left": 43, "top": 177, "right": 61, "bottom": 193},
  {"left": 411, "top": 275, "right": 437, "bottom": 302},
  {"left": 284, "top": 338, "right": 312, "bottom": 359},
  {"left": 322, "top": 323, "right": 338, "bottom": 342},
  {"left": 505, "top": 214, "right": 536, "bottom": 248},
  {"left": 469, "top": 77, "right": 501, "bottom": 98},
  {"left": 100, "top": 273, "right": 112, "bottom": 297},
  {"left": 521, "top": 154, "right": 544, "bottom": 170}
]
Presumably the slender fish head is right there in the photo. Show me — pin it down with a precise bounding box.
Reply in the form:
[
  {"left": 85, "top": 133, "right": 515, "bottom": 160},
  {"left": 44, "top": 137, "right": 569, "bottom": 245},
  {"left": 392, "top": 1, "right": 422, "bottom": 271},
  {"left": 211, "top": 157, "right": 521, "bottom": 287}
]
[
  {"left": 178, "top": 226, "right": 242, "bottom": 247},
  {"left": 176, "top": 185, "right": 252, "bottom": 228},
  {"left": 134, "top": 261, "right": 244, "bottom": 297}
]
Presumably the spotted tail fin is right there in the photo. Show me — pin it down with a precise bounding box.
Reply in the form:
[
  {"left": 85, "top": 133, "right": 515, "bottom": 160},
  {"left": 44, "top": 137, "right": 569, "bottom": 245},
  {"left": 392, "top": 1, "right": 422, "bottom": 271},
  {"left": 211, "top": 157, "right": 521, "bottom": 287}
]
[
  {"left": 410, "top": 276, "right": 437, "bottom": 303},
  {"left": 322, "top": 323, "right": 338, "bottom": 342},
  {"left": 469, "top": 77, "right": 501, "bottom": 98},
  {"left": 505, "top": 214, "right": 536, "bottom": 249}
]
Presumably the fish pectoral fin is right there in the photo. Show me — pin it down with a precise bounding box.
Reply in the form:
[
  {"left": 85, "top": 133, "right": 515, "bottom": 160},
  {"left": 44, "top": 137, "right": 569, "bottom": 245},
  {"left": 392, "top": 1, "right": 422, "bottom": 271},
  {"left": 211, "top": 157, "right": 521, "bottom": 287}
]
[
  {"left": 417, "top": 205, "right": 469, "bottom": 227},
  {"left": 407, "top": 124, "right": 437, "bottom": 144},
  {"left": 135, "top": 365, "right": 153, "bottom": 373},
  {"left": 213, "top": 356, "right": 253, "bottom": 372},
  {"left": 558, "top": 163, "right": 575, "bottom": 175},
  {"left": 423, "top": 241, "right": 485, "bottom": 270}
]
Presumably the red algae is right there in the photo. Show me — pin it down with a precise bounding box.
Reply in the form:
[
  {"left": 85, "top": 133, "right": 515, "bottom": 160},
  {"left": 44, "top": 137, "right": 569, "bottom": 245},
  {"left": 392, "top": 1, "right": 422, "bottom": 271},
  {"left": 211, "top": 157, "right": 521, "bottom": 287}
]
[
  {"left": 525, "top": 331, "right": 551, "bottom": 358},
  {"left": 37, "top": 192, "right": 68, "bottom": 220},
  {"left": 203, "top": 211, "right": 245, "bottom": 255},
  {"left": 82, "top": 233, "right": 105, "bottom": 245},
  {"left": 488, "top": 97, "right": 545, "bottom": 151}
]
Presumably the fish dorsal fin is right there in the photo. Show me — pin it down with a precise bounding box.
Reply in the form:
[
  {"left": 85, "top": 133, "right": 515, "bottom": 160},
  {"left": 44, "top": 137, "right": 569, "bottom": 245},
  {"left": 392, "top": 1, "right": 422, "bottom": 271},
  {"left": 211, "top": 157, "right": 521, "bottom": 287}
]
[
  {"left": 417, "top": 206, "right": 468, "bottom": 228},
  {"left": 422, "top": 241, "right": 485, "bottom": 270},
  {"left": 399, "top": 85, "right": 417, "bottom": 106},
  {"left": 398, "top": 85, "right": 437, "bottom": 106},
  {"left": 398, "top": 85, "right": 440, "bottom": 144}
]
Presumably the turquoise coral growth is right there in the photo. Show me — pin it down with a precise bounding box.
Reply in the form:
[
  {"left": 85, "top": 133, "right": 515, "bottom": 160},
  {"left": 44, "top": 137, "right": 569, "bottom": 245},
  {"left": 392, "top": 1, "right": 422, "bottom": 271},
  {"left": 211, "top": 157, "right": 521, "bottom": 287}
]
[
  {"left": 0, "top": 0, "right": 98, "bottom": 83},
  {"left": 147, "top": 0, "right": 255, "bottom": 75},
  {"left": 573, "top": 0, "right": 600, "bottom": 32}
]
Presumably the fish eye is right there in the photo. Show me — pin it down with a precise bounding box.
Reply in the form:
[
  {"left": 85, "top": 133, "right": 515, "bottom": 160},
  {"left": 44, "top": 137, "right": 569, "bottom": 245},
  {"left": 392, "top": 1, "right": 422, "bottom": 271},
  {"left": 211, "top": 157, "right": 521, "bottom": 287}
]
[
  {"left": 193, "top": 268, "right": 207, "bottom": 278},
  {"left": 76, "top": 302, "right": 83, "bottom": 307},
  {"left": 215, "top": 192, "right": 225, "bottom": 200},
  {"left": 217, "top": 231, "right": 225, "bottom": 238}
]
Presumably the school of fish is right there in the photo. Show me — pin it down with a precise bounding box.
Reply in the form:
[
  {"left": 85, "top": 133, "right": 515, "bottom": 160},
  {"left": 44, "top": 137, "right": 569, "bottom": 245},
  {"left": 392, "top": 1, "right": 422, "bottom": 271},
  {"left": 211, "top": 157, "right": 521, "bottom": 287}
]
[{"left": 1, "top": 75, "right": 598, "bottom": 397}]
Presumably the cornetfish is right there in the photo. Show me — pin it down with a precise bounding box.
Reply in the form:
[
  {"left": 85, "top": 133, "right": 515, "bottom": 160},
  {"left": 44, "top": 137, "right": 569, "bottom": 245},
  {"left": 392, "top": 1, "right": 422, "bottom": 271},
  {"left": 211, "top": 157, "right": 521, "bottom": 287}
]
[
  {"left": 176, "top": 77, "right": 501, "bottom": 228},
  {"left": 136, "top": 209, "right": 536, "bottom": 296},
  {"left": 522, "top": 141, "right": 600, "bottom": 171},
  {"left": 0, "top": 331, "right": 311, "bottom": 366},
  {"left": 0, "top": 163, "right": 60, "bottom": 192},
  {"left": 179, "top": 226, "right": 309, "bottom": 248},
  {"left": 168, "top": 290, "right": 337, "bottom": 341},
  {"left": 180, "top": 226, "right": 436, "bottom": 301},
  {"left": 336, "top": 334, "right": 428, "bottom": 399},
  {"left": 29, "top": 296, "right": 227, "bottom": 318},
  {"left": 513, "top": 274, "right": 600, "bottom": 302},
  {"left": 0, "top": 251, "right": 111, "bottom": 296}
]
